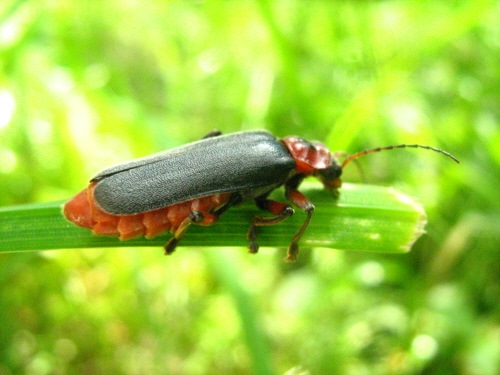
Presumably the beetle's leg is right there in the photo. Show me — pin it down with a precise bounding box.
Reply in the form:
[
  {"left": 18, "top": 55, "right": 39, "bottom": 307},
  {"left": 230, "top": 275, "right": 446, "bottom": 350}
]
[
  {"left": 201, "top": 130, "right": 222, "bottom": 139},
  {"left": 164, "top": 211, "right": 201, "bottom": 255},
  {"left": 284, "top": 187, "right": 314, "bottom": 262},
  {"left": 279, "top": 174, "right": 315, "bottom": 262},
  {"left": 164, "top": 214, "right": 194, "bottom": 255},
  {"left": 164, "top": 211, "right": 220, "bottom": 255},
  {"left": 247, "top": 198, "right": 295, "bottom": 255}
]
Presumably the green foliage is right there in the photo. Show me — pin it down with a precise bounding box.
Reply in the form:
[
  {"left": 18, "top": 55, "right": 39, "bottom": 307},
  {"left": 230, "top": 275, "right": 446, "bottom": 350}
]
[{"left": 0, "top": 1, "right": 498, "bottom": 374}]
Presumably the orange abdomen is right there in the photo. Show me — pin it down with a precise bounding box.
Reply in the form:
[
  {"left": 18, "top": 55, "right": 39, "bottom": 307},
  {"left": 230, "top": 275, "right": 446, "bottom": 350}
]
[{"left": 63, "top": 182, "right": 231, "bottom": 240}]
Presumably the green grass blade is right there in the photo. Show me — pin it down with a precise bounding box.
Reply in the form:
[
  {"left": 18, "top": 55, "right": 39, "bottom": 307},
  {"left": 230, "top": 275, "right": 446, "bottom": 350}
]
[{"left": 0, "top": 182, "right": 426, "bottom": 254}]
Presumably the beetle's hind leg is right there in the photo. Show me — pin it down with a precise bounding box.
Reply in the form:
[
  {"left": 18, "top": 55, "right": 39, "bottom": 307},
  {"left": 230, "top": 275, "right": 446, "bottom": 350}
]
[
  {"left": 164, "top": 211, "right": 219, "bottom": 255},
  {"left": 247, "top": 198, "right": 295, "bottom": 255}
]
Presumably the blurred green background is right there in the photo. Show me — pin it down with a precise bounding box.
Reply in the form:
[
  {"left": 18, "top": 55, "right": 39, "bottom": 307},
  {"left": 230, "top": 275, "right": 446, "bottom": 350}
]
[{"left": 0, "top": 1, "right": 498, "bottom": 374}]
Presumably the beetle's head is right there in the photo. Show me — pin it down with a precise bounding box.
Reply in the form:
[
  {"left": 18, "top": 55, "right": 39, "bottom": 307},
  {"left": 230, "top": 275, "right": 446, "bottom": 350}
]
[
  {"left": 282, "top": 136, "right": 343, "bottom": 191},
  {"left": 283, "top": 136, "right": 459, "bottom": 195}
]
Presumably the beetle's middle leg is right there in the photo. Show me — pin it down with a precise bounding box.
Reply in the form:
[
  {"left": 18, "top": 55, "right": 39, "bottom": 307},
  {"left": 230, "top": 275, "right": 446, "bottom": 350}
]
[
  {"left": 247, "top": 198, "right": 295, "bottom": 255},
  {"left": 164, "top": 211, "right": 219, "bottom": 255}
]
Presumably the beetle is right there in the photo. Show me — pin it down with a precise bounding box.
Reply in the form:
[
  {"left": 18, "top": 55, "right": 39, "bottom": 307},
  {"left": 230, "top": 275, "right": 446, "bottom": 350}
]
[{"left": 63, "top": 130, "right": 459, "bottom": 262}]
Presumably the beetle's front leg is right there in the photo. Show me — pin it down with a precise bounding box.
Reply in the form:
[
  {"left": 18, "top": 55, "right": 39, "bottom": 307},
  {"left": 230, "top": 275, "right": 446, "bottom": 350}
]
[{"left": 247, "top": 198, "right": 294, "bottom": 255}]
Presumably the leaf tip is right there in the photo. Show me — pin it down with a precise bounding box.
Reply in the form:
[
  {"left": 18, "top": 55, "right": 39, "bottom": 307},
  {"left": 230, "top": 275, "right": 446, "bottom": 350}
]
[{"left": 390, "top": 188, "right": 428, "bottom": 252}]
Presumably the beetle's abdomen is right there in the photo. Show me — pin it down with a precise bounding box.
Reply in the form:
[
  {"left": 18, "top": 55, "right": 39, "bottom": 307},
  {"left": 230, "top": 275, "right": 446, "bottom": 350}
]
[{"left": 63, "top": 182, "right": 231, "bottom": 240}]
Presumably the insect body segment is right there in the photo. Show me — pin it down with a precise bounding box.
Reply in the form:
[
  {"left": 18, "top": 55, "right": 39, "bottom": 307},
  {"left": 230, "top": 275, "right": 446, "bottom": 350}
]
[
  {"left": 63, "top": 130, "right": 458, "bottom": 262},
  {"left": 64, "top": 181, "right": 231, "bottom": 246}
]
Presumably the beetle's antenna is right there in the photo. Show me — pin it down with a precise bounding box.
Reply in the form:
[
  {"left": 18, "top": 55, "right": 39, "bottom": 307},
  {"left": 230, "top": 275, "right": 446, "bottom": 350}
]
[{"left": 341, "top": 144, "right": 460, "bottom": 169}]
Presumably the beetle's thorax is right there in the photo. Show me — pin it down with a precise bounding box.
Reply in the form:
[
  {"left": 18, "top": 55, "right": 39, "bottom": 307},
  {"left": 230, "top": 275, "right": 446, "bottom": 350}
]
[
  {"left": 281, "top": 136, "right": 342, "bottom": 189},
  {"left": 281, "top": 136, "right": 332, "bottom": 174}
]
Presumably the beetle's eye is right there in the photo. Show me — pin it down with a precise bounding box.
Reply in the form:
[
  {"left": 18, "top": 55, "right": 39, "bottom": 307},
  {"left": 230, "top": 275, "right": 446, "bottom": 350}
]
[
  {"left": 317, "top": 163, "right": 342, "bottom": 189},
  {"left": 318, "top": 164, "right": 342, "bottom": 180}
]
